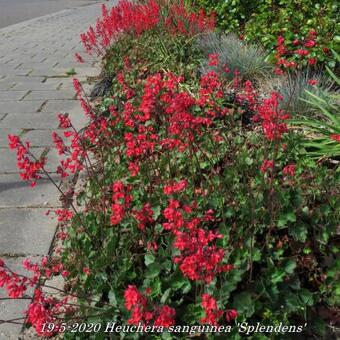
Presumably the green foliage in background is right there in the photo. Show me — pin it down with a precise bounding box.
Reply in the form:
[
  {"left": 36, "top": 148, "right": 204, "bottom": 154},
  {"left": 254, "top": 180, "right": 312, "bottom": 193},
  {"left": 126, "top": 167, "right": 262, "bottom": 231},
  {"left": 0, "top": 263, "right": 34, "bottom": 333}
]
[{"left": 193, "top": 0, "right": 339, "bottom": 67}]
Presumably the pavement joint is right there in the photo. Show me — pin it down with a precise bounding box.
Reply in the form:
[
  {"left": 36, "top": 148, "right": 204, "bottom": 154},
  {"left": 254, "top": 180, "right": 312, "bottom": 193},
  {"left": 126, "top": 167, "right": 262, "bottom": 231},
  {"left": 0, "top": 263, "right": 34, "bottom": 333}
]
[
  {"left": 36, "top": 100, "right": 48, "bottom": 112},
  {"left": 19, "top": 90, "right": 31, "bottom": 101}
]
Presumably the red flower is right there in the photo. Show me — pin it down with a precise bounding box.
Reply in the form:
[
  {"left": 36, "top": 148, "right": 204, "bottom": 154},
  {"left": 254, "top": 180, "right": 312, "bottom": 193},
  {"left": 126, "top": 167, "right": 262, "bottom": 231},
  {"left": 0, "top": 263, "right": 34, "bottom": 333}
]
[
  {"left": 200, "top": 294, "right": 223, "bottom": 325},
  {"left": 255, "top": 92, "right": 289, "bottom": 141},
  {"left": 308, "top": 57, "right": 317, "bottom": 65},
  {"left": 154, "top": 305, "right": 176, "bottom": 327},
  {"left": 225, "top": 309, "right": 238, "bottom": 322},
  {"left": 124, "top": 285, "right": 142, "bottom": 311},
  {"left": 202, "top": 293, "right": 217, "bottom": 311},
  {"left": 260, "top": 160, "right": 274, "bottom": 174},
  {"left": 330, "top": 134, "right": 340, "bottom": 143},
  {"left": 110, "top": 203, "right": 125, "bottom": 225},
  {"left": 8, "top": 134, "right": 46, "bottom": 185},
  {"left": 163, "top": 179, "right": 187, "bottom": 195},
  {"left": 74, "top": 53, "right": 84, "bottom": 63},
  {"left": 308, "top": 79, "right": 318, "bottom": 86},
  {"left": 82, "top": 267, "right": 90, "bottom": 275},
  {"left": 133, "top": 203, "right": 154, "bottom": 231},
  {"left": 277, "top": 35, "right": 284, "bottom": 45},
  {"left": 54, "top": 209, "right": 73, "bottom": 222},
  {"left": 128, "top": 161, "right": 140, "bottom": 177},
  {"left": 282, "top": 164, "right": 295, "bottom": 177},
  {"left": 296, "top": 49, "right": 309, "bottom": 56},
  {"left": 208, "top": 53, "right": 219, "bottom": 67},
  {"left": 80, "top": 1, "right": 215, "bottom": 55},
  {"left": 57, "top": 113, "right": 72, "bottom": 128},
  {"left": 304, "top": 40, "right": 316, "bottom": 48}
]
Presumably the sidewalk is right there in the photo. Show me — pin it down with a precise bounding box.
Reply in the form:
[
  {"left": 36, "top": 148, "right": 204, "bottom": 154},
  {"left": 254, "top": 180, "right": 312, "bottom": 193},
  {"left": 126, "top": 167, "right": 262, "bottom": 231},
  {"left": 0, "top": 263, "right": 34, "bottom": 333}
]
[{"left": 0, "top": 2, "right": 115, "bottom": 338}]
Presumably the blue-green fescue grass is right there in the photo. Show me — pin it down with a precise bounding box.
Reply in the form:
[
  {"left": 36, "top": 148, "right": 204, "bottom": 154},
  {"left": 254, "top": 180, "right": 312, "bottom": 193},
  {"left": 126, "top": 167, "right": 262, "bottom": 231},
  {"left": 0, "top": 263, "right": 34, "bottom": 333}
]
[{"left": 197, "top": 32, "right": 273, "bottom": 82}]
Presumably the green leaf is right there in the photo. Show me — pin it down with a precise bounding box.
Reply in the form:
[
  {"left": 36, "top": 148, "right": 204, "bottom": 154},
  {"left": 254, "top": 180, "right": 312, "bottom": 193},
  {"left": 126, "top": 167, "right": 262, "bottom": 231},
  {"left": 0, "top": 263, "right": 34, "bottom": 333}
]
[
  {"left": 160, "top": 288, "right": 171, "bottom": 304},
  {"left": 183, "top": 304, "right": 204, "bottom": 324},
  {"left": 152, "top": 206, "right": 161, "bottom": 220},
  {"left": 245, "top": 157, "right": 253, "bottom": 165},
  {"left": 232, "top": 292, "right": 255, "bottom": 318},
  {"left": 299, "top": 289, "right": 313, "bottom": 306},
  {"left": 145, "top": 263, "right": 161, "bottom": 278},
  {"left": 277, "top": 210, "right": 296, "bottom": 228},
  {"left": 169, "top": 271, "right": 191, "bottom": 293},
  {"left": 149, "top": 278, "right": 162, "bottom": 297},
  {"left": 284, "top": 259, "right": 297, "bottom": 274},
  {"left": 289, "top": 224, "right": 308, "bottom": 242},
  {"left": 284, "top": 292, "right": 300, "bottom": 312},
  {"left": 108, "top": 290, "right": 117, "bottom": 306},
  {"left": 271, "top": 269, "right": 285, "bottom": 284},
  {"left": 144, "top": 253, "right": 155, "bottom": 266}
]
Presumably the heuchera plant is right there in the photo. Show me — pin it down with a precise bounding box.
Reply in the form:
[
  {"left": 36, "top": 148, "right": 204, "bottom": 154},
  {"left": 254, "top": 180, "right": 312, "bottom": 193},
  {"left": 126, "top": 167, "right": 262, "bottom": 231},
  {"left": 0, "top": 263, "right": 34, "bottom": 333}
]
[{"left": 1, "top": 1, "right": 339, "bottom": 339}]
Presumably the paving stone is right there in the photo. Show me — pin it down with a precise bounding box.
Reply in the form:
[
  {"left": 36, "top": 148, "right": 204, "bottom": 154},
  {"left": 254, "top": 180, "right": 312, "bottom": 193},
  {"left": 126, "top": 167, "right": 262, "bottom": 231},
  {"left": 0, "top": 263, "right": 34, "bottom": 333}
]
[
  {"left": 42, "top": 147, "right": 64, "bottom": 173},
  {"left": 0, "top": 208, "right": 56, "bottom": 255},
  {"left": 0, "top": 128, "right": 21, "bottom": 147},
  {"left": 10, "top": 81, "right": 61, "bottom": 91},
  {"left": 0, "top": 298, "right": 27, "bottom": 339},
  {"left": 23, "top": 129, "right": 55, "bottom": 147},
  {"left": 0, "top": 145, "right": 62, "bottom": 174},
  {"left": 1, "top": 76, "right": 46, "bottom": 84},
  {"left": 75, "top": 66, "right": 100, "bottom": 78},
  {"left": 23, "top": 90, "right": 75, "bottom": 101},
  {"left": 0, "top": 91, "right": 28, "bottom": 101},
  {"left": 0, "top": 82, "right": 15, "bottom": 91},
  {"left": 26, "top": 67, "right": 64, "bottom": 77},
  {"left": 0, "top": 67, "right": 32, "bottom": 77},
  {"left": 0, "top": 100, "right": 44, "bottom": 114},
  {"left": 0, "top": 174, "right": 61, "bottom": 208},
  {"left": 0, "top": 112, "right": 59, "bottom": 129},
  {"left": 42, "top": 99, "right": 79, "bottom": 113},
  {"left": 0, "top": 257, "right": 39, "bottom": 338},
  {"left": 66, "top": 106, "right": 89, "bottom": 130},
  {"left": 0, "top": 146, "right": 51, "bottom": 173},
  {"left": 0, "top": 149, "right": 19, "bottom": 173}
]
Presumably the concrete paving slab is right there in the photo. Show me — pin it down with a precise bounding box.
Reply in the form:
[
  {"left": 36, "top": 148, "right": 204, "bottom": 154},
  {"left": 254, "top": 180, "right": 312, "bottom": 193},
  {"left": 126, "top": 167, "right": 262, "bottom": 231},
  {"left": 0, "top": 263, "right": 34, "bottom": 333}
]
[
  {"left": 0, "top": 76, "right": 46, "bottom": 83},
  {"left": 0, "top": 208, "right": 56, "bottom": 255},
  {"left": 0, "top": 146, "right": 50, "bottom": 173},
  {"left": 0, "top": 91, "right": 28, "bottom": 101},
  {"left": 0, "top": 174, "right": 61, "bottom": 208},
  {"left": 0, "top": 128, "right": 21, "bottom": 147},
  {"left": 0, "top": 149, "right": 20, "bottom": 173},
  {"left": 10, "top": 81, "right": 61, "bottom": 91},
  {"left": 42, "top": 147, "right": 64, "bottom": 173},
  {"left": 0, "top": 101, "right": 44, "bottom": 114},
  {"left": 0, "top": 112, "right": 59, "bottom": 129},
  {"left": 22, "top": 90, "right": 75, "bottom": 101},
  {"left": 21, "top": 129, "right": 55, "bottom": 147},
  {"left": 42, "top": 99, "right": 80, "bottom": 113},
  {"left": 0, "top": 299, "right": 26, "bottom": 338},
  {"left": 67, "top": 106, "right": 89, "bottom": 130},
  {"left": 0, "top": 256, "right": 40, "bottom": 339}
]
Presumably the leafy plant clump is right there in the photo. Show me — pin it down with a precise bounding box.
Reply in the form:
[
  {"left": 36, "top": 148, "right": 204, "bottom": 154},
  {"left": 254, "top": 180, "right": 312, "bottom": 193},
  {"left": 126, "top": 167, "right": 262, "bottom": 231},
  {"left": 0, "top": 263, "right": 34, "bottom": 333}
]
[
  {"left": 275, "top": 68, "right": 334, "bottom": 116},
  {"left": 194, "top": 0, "right": 339, "bottom": 69},
  {"left": 1, "top": 1, "right": 339, "bottom": 339},
  {"left": 289, "top": 54, "right": 340, "bottom": 160}
]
